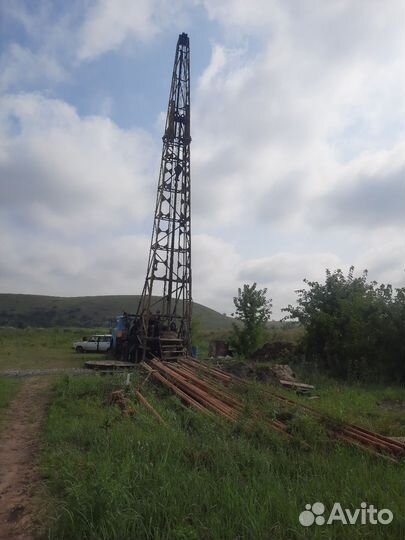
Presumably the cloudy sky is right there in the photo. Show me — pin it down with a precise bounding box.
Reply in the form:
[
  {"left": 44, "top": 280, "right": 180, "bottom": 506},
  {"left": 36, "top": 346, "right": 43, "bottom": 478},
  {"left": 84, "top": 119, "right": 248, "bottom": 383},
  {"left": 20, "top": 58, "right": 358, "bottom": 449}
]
[{"left": 1, "top": 0, "right": 404, "bottom": 318}]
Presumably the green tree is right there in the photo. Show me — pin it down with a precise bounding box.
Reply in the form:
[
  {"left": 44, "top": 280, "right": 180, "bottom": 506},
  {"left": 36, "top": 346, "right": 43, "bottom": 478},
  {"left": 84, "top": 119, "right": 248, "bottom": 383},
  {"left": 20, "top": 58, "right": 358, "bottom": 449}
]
[
  {"left": 231, "top": 283, "right": 272, "bottom": 357},
  {"left": 283, "top": 267, "right": 405, "bottom": 382}
]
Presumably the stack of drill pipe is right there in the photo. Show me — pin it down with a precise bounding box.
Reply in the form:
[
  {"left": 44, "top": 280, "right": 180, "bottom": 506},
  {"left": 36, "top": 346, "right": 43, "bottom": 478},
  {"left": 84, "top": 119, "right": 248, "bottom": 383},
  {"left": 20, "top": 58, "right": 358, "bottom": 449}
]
[
  {"left": 169, "top": 362, "right": 242, "bottom": 409},
  {"left": 141, "top": 362, "right": 214, "bottom": 417},
  {"left": 181, "top": 357, "right": 232, "bottom": 383},
  {"left": 146, "top": 358, "right": 293, "bottom": 438},
  {"left": 182, "top": 359, "right": 405, "bottom": 462},
  {"left": 174, "top": 361, "right": 291, "bottom": 434},
  {"left": 339, "top": 424, "right": 405, "bottom": 458},
  {"left": 252, "top": 384, "right": 405, "bottom": 459},
  {"left": 169, "top": 361, "right": 290, "bottom": 435},
  {"left": 243, "top": 384, "right": 405, "bottom": 457},
  {"left": 149, "top": 358, "right": 240, "bottom": 421}
]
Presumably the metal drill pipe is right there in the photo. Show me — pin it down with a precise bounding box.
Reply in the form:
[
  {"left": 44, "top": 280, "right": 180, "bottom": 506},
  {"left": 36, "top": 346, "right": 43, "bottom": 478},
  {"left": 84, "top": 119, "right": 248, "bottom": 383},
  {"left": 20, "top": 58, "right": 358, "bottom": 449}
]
[
  {"left": 150, "top": 359, "right": 238, "bottom": 421},
  {"left": 180, "top": 357, "right": 232, "bottom": 382},
  {"left": 158, "top": 360, "right": 297, "bottom": 439},
  {"left": 135, "top": 389, "right": 167, "bottom": 425},
  {"left": 168, "top": 363, "right": 243, "bottom": 409},
  {"left": 338, "top": 433, "right": 399, "bottom": 464},
  {"left": 144, "top": 359, "right": 304, "bottom": 444},
  {"left": 151, "top": 360, "right": 236, "bottom": 416},
  {"left": 341, "top": 424, "right": 405, "bottom": 452},
  {"left": 175, "top": 362, "right": 293, "bottom": 434},
  {"left": 339, "top": 426, "right": 405, "bottom": 455},
  {"left": 183, "top": 360, "right": 405, "bottom": 459},
  {"left": 180, "top": 362, "right": 303, "bottom": 439},
  {"left": 141, "top": 362, "right": 213, "bottom": 416},
  {"left": 147, "top": 358, "right": 399, "bottom": 457}
]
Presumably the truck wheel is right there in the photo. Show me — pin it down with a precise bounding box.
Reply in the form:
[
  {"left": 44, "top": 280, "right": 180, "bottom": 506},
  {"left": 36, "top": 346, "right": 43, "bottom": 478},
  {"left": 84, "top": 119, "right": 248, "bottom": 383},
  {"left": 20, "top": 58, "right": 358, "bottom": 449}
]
[{"left": 76, "top": 346, "right": 84, "bottom": 353}]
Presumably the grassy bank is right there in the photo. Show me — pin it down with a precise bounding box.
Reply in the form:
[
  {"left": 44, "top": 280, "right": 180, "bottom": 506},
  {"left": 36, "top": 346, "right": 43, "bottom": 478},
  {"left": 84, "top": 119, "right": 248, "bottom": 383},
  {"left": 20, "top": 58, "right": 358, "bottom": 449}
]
[{"left": 40, "top": 374, "right": 404, "bottom": 540}]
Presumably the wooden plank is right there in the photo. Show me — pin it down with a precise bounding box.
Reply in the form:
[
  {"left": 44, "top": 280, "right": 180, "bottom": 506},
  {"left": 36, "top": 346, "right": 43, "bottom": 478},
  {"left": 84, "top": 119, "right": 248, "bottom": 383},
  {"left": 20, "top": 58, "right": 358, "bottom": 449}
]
[
  {"left": 279, "top": 379, "right": 314, "bottom": 390},
  {"left": 84, "top": 360, "right": 136, "bottom": 370}
]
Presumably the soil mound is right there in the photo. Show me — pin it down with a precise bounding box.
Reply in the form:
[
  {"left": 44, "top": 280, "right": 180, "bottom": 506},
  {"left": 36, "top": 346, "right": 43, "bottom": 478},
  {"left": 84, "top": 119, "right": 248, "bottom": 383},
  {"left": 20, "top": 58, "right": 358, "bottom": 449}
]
[{"left": 251, "top": 341, "right": 296, "bottom": 362}]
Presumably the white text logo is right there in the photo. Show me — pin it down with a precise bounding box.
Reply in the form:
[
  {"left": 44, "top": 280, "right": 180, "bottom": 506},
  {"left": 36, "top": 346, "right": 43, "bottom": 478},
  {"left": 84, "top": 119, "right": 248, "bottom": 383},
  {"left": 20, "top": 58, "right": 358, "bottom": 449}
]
[{"left": 299, "top": 502, "right": 393, "bottom": 526}]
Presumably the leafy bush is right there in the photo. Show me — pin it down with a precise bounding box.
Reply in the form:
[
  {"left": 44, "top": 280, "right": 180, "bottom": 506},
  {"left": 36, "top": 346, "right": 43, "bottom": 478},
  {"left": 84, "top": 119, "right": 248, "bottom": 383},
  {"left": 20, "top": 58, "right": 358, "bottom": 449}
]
[{"left": 283, "top": 267, "right": 405, "bottom": 382}]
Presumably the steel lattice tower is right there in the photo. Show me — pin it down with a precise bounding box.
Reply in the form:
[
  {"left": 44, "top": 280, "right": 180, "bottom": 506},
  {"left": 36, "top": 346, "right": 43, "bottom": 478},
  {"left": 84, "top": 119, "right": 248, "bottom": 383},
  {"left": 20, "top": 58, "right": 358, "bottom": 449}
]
[{"left": 137, "top": 33, "right": 192, "bottom": 354}]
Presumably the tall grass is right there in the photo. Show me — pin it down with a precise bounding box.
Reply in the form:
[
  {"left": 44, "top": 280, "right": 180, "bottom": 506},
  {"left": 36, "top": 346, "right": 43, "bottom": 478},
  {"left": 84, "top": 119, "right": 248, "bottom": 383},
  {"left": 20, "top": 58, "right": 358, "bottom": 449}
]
[
  {"left": 0, "top": 376, "right": 21, "bottom": 425},
  {"left": 40, "top": 375, "right": 404, "bottom": 540},
  {"left": 267, "top": 369, "right": 405, "bottom": 435}
]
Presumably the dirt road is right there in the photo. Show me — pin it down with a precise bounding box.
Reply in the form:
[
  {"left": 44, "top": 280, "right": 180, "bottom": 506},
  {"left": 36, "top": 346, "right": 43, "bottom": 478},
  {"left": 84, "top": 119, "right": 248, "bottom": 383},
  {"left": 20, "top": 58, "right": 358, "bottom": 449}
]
[{"left": 0, "top": 377, "right": 52, "bottom": 540}]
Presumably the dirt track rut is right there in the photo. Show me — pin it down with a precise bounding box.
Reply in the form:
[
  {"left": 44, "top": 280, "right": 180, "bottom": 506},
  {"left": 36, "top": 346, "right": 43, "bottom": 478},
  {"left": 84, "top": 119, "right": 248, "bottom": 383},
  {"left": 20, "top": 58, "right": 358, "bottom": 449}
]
[{"left": 0, "top": 377, "right": 51, "bottom": 540}]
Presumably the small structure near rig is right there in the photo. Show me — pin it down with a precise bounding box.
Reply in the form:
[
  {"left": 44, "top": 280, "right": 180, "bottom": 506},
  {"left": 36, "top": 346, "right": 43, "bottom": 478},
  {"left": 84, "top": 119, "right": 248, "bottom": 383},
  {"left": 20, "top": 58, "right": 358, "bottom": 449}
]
[{"left": 208, "top": 340, "right": 234, "bottom": 358}]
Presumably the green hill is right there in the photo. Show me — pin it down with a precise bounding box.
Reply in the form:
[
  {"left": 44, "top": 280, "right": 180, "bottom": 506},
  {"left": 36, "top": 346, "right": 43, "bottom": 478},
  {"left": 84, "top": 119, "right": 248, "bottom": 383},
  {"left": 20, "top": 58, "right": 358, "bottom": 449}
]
[{"left": 0, "top": 294, "right": 233, "bottom": 332}]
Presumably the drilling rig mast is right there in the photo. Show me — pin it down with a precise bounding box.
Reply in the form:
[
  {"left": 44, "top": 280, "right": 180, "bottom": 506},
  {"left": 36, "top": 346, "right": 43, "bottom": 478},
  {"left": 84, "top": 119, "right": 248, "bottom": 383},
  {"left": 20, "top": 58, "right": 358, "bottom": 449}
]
[{"left": 137, "top": 32, "right": 192, "bottom": 359}]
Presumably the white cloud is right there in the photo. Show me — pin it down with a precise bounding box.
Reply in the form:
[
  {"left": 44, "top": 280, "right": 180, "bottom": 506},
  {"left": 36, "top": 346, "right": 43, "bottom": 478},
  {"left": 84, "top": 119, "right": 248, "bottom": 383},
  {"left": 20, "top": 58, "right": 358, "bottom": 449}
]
[
  {"left": 193, "top": 234, "right": 240, "bottom": 312},
  {"left": 0, "top": 224, "right": 150, "bottom": 296},
  {"left": 189, "top": 0, "right": 405, "bottom": 313},
  {"left": 78, "top": 0, "right": 154, "bottom": 59},
  {"left": 353, "top": 229, "right": 405, "bottom": 288},
  {"left": 0, "top": 44, "right": 67, "bottom": 91},
  {"left": 310, "top": 142, "right": 405, "bottom": 229},
  {"left": 0, "top": 93, "right": 158, "bottom": 236},
  {"left": 192, "top": 6, "right": 405, "bottom": 227},
  {"left": 238, "top": 252, "right": 343, "bottom": 316},
  {"left": 0, "top": 0, "right": 189, "bottom": 90},
  {"left": 78, "top": 0, "right": 189, "bottom": 60},
  {"left": 1, "top": 0, "right": 404, "bottom": 318},
  {"left": 199, "top": 45, "right": 227, "bottom": 89},
  {"left": 0, "top": 1, "right": 79, "bottom": 92},
  {"left": 202, "top": 0, "right": 286, "bottom": 30}
]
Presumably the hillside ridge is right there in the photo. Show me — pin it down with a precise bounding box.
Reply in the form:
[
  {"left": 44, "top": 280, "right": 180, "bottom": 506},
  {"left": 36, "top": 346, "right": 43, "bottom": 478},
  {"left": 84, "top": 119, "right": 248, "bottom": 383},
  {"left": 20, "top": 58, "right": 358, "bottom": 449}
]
[{"left": 0, "top": 293, "right": 233, "bottom": 331}]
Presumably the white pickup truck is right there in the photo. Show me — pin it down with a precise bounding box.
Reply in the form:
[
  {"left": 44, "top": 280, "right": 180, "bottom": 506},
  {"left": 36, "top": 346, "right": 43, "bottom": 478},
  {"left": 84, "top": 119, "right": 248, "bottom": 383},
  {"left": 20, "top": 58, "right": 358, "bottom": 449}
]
[{"left": 73, "top": 335, "right": 112, "bottom": 353}]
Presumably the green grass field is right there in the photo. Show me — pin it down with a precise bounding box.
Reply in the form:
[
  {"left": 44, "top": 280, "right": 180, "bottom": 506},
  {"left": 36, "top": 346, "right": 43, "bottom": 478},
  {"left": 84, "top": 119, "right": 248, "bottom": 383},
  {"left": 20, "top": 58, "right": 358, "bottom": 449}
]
[
  {"left": 0, "top": 328, "right": 403, "bottom": 539},
  {"left": 0, "top": 325, "right": 300, "bottom": 371},
  {"left": 0, "top": 327, "right": 106, "bottom": 371},
  {"left": 38, "top": 374, "right": 404, "bottom": 540}
]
